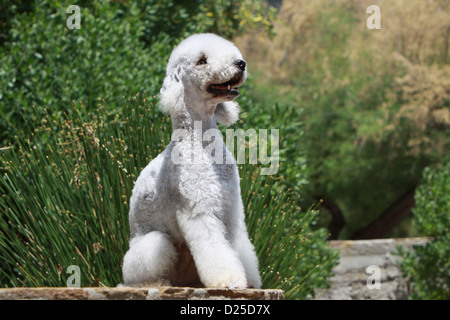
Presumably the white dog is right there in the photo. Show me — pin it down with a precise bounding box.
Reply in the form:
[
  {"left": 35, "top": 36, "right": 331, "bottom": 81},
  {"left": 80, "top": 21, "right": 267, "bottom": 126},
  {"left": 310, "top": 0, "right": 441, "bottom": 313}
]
[{"left": 121, "top": 33, "right": 262, "bottom": 289}]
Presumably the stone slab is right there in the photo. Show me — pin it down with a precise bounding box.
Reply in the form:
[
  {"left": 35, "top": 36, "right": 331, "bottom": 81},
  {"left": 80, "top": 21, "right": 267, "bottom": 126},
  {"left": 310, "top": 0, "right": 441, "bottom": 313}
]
[
  {"left": 317, "top": 237, "right": 429, "bottom": 300},
  {"left": 0, "top": 287, "right": 284, "bottom": 300}
]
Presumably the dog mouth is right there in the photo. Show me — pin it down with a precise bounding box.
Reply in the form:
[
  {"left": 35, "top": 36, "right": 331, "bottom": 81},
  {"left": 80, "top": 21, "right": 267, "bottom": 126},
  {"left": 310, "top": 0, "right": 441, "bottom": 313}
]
[{"left": 207, "top": 73, "right": 243, "bottom": 97}]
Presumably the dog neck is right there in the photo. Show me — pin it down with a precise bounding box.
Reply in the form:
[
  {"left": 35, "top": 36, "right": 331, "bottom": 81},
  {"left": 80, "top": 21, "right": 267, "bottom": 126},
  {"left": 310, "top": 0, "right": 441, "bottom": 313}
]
[{"left": 171, "top": 99, "right": 219, "bottom": 132}]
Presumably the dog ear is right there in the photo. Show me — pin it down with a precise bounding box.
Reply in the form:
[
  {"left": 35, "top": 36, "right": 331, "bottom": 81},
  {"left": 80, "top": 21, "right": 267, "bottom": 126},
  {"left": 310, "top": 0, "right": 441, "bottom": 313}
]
[
  {"left": 214, "top": 102, "right": 240, "bottom": 127},
  {"left": 159, "top": 65, "right": 184, "bottom": 114}
]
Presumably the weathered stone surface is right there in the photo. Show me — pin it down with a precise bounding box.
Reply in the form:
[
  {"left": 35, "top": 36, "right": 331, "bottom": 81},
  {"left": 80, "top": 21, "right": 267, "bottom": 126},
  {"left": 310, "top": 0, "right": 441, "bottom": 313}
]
[
  {"left": 316, "top": 237, "right": 429, "bottom": 300},
  {"left": 0, "top": 287, "right": 89, "bottom": 300},
  {"left": 0, "top": 287, "right": 284, "bottom": 300}
]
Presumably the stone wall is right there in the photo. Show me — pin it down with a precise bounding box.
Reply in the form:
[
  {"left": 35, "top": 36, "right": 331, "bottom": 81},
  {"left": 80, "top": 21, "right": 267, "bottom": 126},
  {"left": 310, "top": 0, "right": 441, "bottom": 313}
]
[
  {"left": 316, "top": 237, "right": 429, "bottom": 300},
  {"left": 0, "top": 286, "right": 284, "bottom": 300}
]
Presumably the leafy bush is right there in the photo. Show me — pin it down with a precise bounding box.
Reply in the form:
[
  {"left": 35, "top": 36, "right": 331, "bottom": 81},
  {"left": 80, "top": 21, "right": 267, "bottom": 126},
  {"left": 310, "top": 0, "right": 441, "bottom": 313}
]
[
  {"left": 397, "top": 157, "right": 450, "bottom": 299},
  {"left": 0, "top": 0, "right": 276, "bottom": 144},
  {"left": 138, "top": 0, "right": 276, "bottom": 47},
  {"left": 0, "top": 1, "right": 167, "bottom": 143},
  {"left": 0, "top": 93, "right": 337, "bottom": 298}
]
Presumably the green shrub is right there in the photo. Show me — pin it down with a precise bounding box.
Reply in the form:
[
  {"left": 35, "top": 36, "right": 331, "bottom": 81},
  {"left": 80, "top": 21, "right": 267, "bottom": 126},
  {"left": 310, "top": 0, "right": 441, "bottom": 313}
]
[
  {"left": 0, "top": 1, "right": 168, "bottom": 143},
  {"left": 138, "top": 0, "right": 276, "bottom": 47},
  {"left": 241, "top": 163, "right": 338, "bottom": 299},
  {"left": 239, "top": 0, "right": 450, "bottom": 239},
  {"left": 0, "top": 0, "right": 276, "bottom": 144},
  {"left": 237, "top": 74, "right": 309, "bottom": 198},
  {"left": 0, "top": 92, "right": 337, "bottom": 298},
  {"left": 397, "top": 157, "right": 450, "bottom": 299}
]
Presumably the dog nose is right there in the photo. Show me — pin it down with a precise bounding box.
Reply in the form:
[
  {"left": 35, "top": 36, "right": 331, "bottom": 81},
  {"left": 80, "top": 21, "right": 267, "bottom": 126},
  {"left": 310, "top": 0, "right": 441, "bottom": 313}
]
[{"left": 234, "top": 59, "right": 246, "bottom": 71}]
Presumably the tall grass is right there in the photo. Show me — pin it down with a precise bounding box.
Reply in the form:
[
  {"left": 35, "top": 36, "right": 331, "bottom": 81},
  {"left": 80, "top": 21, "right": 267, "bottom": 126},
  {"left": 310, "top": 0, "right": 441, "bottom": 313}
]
[
  {"left": 0, "top": 93, "right": 168, "bottom": 287},
  {"left": 0, "top": 92, "right": 337, "bottom": 298}
]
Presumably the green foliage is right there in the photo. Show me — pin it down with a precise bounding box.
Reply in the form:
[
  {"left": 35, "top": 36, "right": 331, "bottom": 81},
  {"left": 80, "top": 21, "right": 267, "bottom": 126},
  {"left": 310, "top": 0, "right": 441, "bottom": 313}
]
[
  {"left": 237, "top": 86, "right": 337, "bottom": 298},
  {"left": 139, "top": 0, "right": 276, "bottom": 47},
  {"left": 290, "top": 3, "right": 429, "bottom": 238},
  {"left": 0, "top": 93, "right": 337, "bottom": 298},
  {"left": 240, "top": 0, "right": 450, "bottom": 238},
  {"left": 0, "top": 1, "right": 34, "bottom": 46},
  {"left": 0, "top": 1, "right": 166, "bottom": 143},
  {"left": 0, "top": 0, "right": 276, "bottom": 144},
  {"left": 241, "top": 165, "right": 338, "bottom": 299},
  {"left": 240, "top": 71, "right": 311, "bottom": 194},
  {"left": 0, "top": 94, "right": 168, "bottom": 287},
  {"left": 397, "top": 158, "right": 450, "bottom": 299}
]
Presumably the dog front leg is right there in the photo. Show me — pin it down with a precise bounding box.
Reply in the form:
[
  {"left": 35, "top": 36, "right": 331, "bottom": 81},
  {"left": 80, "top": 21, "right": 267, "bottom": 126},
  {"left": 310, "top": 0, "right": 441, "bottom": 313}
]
[{"left": 176, "top": 210, "right": 248, "bottom": 289}]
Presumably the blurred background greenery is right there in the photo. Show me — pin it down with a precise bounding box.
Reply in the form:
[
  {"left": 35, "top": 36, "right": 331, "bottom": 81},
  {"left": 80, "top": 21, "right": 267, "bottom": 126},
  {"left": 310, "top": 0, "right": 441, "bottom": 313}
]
[{"left": 0, "top": 0, "right": 448, "bottom": 299}]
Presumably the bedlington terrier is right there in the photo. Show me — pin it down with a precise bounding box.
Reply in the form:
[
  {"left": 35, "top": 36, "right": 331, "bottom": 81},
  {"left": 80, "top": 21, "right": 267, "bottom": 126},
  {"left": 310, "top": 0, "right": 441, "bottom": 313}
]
[{"left": 121, "top": 33, "right": 262, "bottom": 289}]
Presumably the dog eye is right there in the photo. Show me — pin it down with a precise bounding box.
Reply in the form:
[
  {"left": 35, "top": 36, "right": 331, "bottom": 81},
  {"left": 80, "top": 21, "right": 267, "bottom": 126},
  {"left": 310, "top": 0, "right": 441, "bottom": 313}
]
[{"left": 197, "top": 58, "right": 207, "bottom": 65}]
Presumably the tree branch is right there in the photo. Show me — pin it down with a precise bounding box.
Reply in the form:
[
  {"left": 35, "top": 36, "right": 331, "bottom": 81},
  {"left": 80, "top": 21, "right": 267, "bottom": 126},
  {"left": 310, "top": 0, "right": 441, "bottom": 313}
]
[
  {"left": 315, "top": 196, "right": 345, "bottom": 240},
  {"left": 350, "top": 187, "right": 416, "bottom": 240}
]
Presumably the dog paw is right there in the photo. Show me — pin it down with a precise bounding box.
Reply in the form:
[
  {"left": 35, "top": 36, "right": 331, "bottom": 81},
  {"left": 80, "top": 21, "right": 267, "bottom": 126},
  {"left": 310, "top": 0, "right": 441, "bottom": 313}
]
[
  {"left": 226, "top": 284, "right": 246, "bottom": 290},
  {"left": 246, "top": 275, "right": 262, "bottom": 289},
  {"left": 208, "top": 274, "right": 248, "bottom": 289},
  {"left": 218, "top": 282, "right": 247, "bottom": 290}
]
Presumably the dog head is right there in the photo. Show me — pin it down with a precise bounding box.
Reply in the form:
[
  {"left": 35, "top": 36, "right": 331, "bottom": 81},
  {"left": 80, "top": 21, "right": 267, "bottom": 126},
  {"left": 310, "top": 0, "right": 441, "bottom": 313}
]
[{"left": 160, "top": 33, "right": 247, "bottom": 126}]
